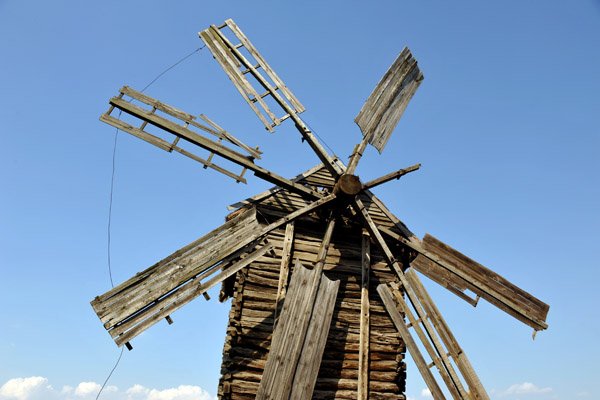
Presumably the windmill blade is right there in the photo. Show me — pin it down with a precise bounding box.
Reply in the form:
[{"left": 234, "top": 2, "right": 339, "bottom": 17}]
[
  {"left": 200, "top": 19, "right": 343, "bottom": 178},
  {"left": 101, "top": 86, "right": 321, "bottom": 200},
  {"left": 355, "top": 47, "right": 424, "bottom": 154},
  {"left": 379, "top": 227, "right": 550, "bottom": 331},
  {"left": 91, "top": 193, "right": 338, "bottom": 347},
  {"left": 353, "top": 198, "right": 488, "bottom": 399}
]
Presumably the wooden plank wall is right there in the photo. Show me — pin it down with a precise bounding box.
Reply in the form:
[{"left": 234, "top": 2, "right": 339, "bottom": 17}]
[{"left": 218, "top": 213, "right": 407, "bottom": 399}]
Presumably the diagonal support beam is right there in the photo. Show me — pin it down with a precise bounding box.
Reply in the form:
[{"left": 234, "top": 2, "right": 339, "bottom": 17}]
[{"left": 377, "top": 283, "right": 446, "bottom": 400}]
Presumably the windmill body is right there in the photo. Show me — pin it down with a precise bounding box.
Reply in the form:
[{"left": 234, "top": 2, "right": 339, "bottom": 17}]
[{"left": 91, "top": 19, "right": 549, "bottom": 400}]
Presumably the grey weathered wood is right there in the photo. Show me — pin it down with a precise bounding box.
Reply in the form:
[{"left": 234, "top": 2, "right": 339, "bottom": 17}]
[
  {"left": 274, "top": 221, "right": 295, "bottom": 325},
  {"left": 406, "top": 270, "right": 490, "bottom": 400},
  {"left": 199, "top": 29, "right": 276, "bottom": 131},
  {"left": 227, "top": 159, "right": 341, "bottom": 210},
  {"left": 202, "top": 19, "right": 343, "bottom": 178},
  {"left": 377, "top": 284, "right": 446, "bottom": 400},
  {"left": 107, "top": 96, "right": 321, "bottom": 200},
  {"left": 100, "top": 113, "right": 247, "bottom": 183},
  {"left": 223, "top": 19, "right": 305, "bottom": 114},
  {"left": 378, "top": 225, "right": 549, "bottom": 331},
  {"left": 114, "top": 242, "right": 274, "bottom": 346},
  {"left": 289, "top": 274, "right": 340, "bottom": 400},
  {"left": 257, "top": 217, "right": 337, "bottom": 400},
  {"left": 388, "top": 282, "right": 467, "bottom": 400},
  {"left": 358, "top": 230, "right": 371, "bottom": 400},
  {"left": 355, "top": 47, "right": 424, "bottom": 153},
  {"left": 197, "top": 114, "right": 262, "bottom": 159},
  {"left": 362, "top": 163, "right": 421, "bottom": 190},
  {"left": 120, "top": 86, "right": 197, "bottom": 122}
]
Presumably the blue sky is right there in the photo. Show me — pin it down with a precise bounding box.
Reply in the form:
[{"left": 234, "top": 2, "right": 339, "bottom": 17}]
[{"left": 1, "top": 1, "right": 598, "bottom": 399}]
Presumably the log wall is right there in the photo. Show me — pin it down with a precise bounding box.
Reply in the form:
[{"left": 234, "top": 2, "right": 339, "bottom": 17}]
[{"left": 218, "top": 199, "right": 408, "bottom": 399}]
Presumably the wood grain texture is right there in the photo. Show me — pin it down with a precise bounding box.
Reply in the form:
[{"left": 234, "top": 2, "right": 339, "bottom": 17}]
[{"left": 355, "top": 47, "right": 423, "bottom": 153}]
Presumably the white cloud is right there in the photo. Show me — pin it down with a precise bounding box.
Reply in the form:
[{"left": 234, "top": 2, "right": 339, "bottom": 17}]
[
  {"left": 74, "top": 382, "right": 102, "bottom": 397},
  {"left": 0, "top": 377, "right": 216, "bottom": 400},
  {"left": 421, "top": 388, "right": 432, "bottom": 398},
  {"left": 0, "top": 377, "right": 54, "bottom": 400},
  {"left": 499, "top": 382, "right": 552, "bottom": 397}
]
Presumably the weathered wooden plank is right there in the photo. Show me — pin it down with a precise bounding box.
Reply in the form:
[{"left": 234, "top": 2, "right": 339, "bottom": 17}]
[
  {"left": 199, "top": 29, "right": 275, "bottom": 131},
  {"left": 274, "top": 221, "right": 295, "bottom": 325},
  {"left": 289, "top": 274, "right": 340, "bottom": 399},
  {"left": 227, "top": 161, "right": 334, "bottom": 210},
  {"left": 223, "top": 19, "right": 306, "bottom": 114},
  {"left": 377, "top": 284, "right": 446, "bottom": 400},
  {"left": 100, "top": 113, "right": 171, "bottom": 151},
  {"left": 355, "top": 47, "right": 424, "bottom": 153},
  {"left": 120, "top": 86, "right": 197, "bottom": 122},
  {"left": 108, "top": 96, "right": 321, "bottom": 200},
  {"left": 363, "top": 163, "right": 421, "bottom": 190},
  {"left": 422, "top": 234, "right": 549, "bottom": 322},
  {"left": 197, "top": 114, "right": 262, "bottom": 159},
  {"left": 380, "top": 225, "right": 549, "bottom": 331},
  {"left": 114, "top": 242, "right": 274, "bottom": 346},
  {"left": 388, "top": 282, "right": 467, "bottom": 400},
  {"left": 406, "top": 269, "right": 489, "bottom": 400},
  {"left": 204, "top": 26, "right": 279, "bottom": 126},
  {"left": 92, "top": 208, "right": 259, "bottom": 309},
  {"left": 204, "top": 20, "right": 342, "bottom": 177},
  {"left": 358, "top": 230, "right": 371, "bottom": 400}
]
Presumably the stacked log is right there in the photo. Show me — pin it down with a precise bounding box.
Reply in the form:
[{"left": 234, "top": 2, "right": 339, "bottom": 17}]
[{"left": 217, "top": 191, "right": 408, "bottom": 399}]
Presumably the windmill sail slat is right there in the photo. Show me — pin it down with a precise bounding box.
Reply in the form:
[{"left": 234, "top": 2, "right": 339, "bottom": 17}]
[
  {"left": 411, "top": 254, "right": 480, "bottom": 306},
  {"left": 355, "top": 47, "right": 423, "bottom": 153},
  {"left": 420, "top": 234, "right": 550, "bottom": 322},
  {"left": 93, "top": 209, "right": 261, "bottom": 326},
  {"left": 91, "top": 207, "right": 259, "bottom": 308},
  {"left": 405, "top": 269, "right": 489, "bottom": 400},
  {"left": 207, "top": 26, "right": 280, "bottom": 124},
  {"left": 106, "top": 94, "right": 321, "bottom": 199},
  {"left": 223, "top": 18, "right": 306, "bottom": 114},
  {"left": 114, "top": 242, "right": 274, "bottom": 346},
  {"left": 120, "top": 86, "right": 198, "bottom": 122},
  {"left": 405, "top": 234, "right": 549, "bottom": 330},
  {"left": 377, "top": 284, "right": 447, "bottom": 400}
]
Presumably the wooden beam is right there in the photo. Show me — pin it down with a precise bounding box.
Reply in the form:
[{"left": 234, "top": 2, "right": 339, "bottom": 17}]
[
  {"left": 257, "top": 217, "right": 337, "bottom": 400},
  {"left": 362, "top": 163, "right": 421, "bottom": 190},
  {"left": 406, "top": 270, "right": 490, "bottom": 400},
  {"left": 204, "top": 20, "right": 343, "bottom": 178},
  {"left": 274, "top": 221, "right": 295, "bottom": 326},
  {"left": 108, "top": 96, "right": 321, "bottom": 201},
  {"left": 377, "top": 284, "right": 446, "bottom": 400},
  {"left": 358, "top": 230, "right": 371, "bottom": 400},
  {"left": 379, "top": 225, "right": 549, "bottom": 331}
]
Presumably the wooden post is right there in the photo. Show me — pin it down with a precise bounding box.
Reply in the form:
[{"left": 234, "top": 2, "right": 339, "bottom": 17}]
[
  {"left": 358, "top": 229, "right": 371, "bottom": 400},
  {"left": 274, "top": 221, "right": 295, "bottom": 326}
]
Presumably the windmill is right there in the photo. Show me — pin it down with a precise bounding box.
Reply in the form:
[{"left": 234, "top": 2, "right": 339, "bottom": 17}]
[{"left": 91, "top": 19, "right": 549, "bottom": 400}]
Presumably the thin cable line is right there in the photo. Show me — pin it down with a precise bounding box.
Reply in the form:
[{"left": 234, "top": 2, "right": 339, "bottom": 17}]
[
  {"left": 304, "top": 120, "right": 338, "bottom": 158},
  {"left": 107, "top": 112, "right": 120, "bottom": 288},
  {"left": 97, "top": 45, "right": 205, "bottom": 400},
  {"left": 95, "top": 347, "right": 124, "bottom": 400},
  {"left": 140, "top": 45, "right": 205, "bottom": 93}
]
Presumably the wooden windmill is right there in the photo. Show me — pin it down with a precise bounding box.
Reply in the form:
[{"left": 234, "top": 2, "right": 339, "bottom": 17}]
[{"left": 91, "top": 19, "right": 549, "bottom": 400}]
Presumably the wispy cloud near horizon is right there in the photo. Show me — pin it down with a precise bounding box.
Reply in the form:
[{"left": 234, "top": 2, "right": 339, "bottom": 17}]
[{"left": 0, "top": 377, "right": 216, "bottom": 400}]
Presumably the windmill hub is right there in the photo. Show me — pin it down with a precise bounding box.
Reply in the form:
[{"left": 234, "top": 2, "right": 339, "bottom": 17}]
[{"left": 333, "top": 173, "right": 362, "bottom": 196}]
